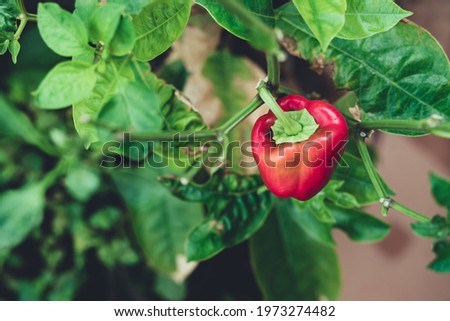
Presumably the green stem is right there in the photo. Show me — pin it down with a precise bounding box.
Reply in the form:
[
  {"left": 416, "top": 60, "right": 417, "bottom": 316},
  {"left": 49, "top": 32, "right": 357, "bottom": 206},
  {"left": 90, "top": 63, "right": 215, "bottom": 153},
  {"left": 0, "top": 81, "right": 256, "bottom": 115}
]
[
  {"left": 257, "top": 82, "right": 303, "bottom": 136},
  {"left": 25, "top": 13, "right": 37, "bottom": 22},
  {"left": 14, "top": 17, "right": 27, "bottom": 40},
  {"left": 40, "top": 160, "right": 68, "bottom": 189},
  {"left": 266, "top": 54, "right": 280, "bottom": 90},
  {"left": 360, "top": 119, "right": 430, "bottom": 133},
  {"left": 218, "top": 96, "right": 263, "bottom": 134},
  {"left": 391, "top": 201, "right": 431, "bottom": 223},
  {"left": 277, "top": 86, "right": 301, "bottom": 95},
  {"left": 356, "top": 129, "right": 430, "bottom": 223},
  {"left": 355, "top": 133, "right": 387, "bottom": 198},
  {"left": 129, "top": 130, "right": 219, "bottom": 141}
]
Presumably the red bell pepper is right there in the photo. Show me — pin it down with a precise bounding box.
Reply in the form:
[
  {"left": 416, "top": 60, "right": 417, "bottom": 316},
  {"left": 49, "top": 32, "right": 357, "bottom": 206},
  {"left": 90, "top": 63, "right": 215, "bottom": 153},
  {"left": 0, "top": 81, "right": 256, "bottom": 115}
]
[{"left": 251, "top": 94, "right": 348, "bottom": 201}]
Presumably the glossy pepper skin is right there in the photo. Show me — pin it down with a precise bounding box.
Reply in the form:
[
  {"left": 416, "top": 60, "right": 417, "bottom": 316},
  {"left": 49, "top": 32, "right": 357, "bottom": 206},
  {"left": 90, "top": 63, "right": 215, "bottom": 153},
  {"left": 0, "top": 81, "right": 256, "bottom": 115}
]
[{"left": 251, "top": 94, "right": 348, "bottom": 201}]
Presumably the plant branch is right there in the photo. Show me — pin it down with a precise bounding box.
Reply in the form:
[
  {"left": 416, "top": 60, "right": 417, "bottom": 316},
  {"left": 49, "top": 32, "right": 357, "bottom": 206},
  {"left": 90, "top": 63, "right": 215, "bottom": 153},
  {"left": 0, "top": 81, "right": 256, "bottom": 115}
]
[
  {"left": 355, "top": 132, "right": 388, "bottom": 198},
  {"left": 218, "top": 96, "right": 263, "bottom": 134},
  {"left": 277, "top": 86, "right": 301, "bottom": 95},
  {"left": 14, "top": 16, "right": 27, "bottom": 40},
  {"left": 266, "top": 54, "right": 280, "bottom": 90},
  {"left": 356, "top": 129, "right": 431, "bottom": 223},
  {"left": 25, "top": 13, "right": 37, "bottom": 22},
  {"left": 391, "top": 200, "right": 431, "bottom": 223},
  {"left": 359, "top": 116, "right": 450, "bottom": 139},
  {"left": 126, "top": 130, "right": 220, "bottom": 142},
  {"left": 40, "top": 159, "right": 69, "bottom": 189},
  {"left": 360, "top": 119, "right": 430, "bottom": 133}
]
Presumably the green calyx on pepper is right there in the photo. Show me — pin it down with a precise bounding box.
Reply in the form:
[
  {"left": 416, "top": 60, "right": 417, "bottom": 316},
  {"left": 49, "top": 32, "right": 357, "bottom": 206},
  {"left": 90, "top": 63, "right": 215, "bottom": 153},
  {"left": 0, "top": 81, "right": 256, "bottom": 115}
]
[{"left": 251, "top": 91, "right": 349, "bottom": 201}]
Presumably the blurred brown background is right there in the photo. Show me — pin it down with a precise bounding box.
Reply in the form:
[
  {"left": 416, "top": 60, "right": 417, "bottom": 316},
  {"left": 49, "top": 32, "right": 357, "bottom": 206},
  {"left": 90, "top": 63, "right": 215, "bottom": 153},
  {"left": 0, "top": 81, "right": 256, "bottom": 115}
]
[{"left": 337, "top": 0, "right": 450, "bottom": 300}]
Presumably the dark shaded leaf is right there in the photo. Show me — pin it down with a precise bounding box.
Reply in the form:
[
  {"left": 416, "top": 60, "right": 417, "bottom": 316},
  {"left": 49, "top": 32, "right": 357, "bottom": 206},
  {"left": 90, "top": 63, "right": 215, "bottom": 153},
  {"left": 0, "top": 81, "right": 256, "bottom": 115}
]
[
  {"left": 429, "top": 240, "right": 450, "bottom": 273},
  {"left": 250, "top": 199, "right": 340, "bottom": 300},
  {"left": 159, "top": 59, "right": 189, "bottom": 91},
  {"left": 161, "top": 171, "right": 274, "bottom": 261},
  {"left": 429, "top": 173, "right": 450, "bottom": 211},
  {"left": 111, "top": 167, "right": 202, "bottom": 273}
]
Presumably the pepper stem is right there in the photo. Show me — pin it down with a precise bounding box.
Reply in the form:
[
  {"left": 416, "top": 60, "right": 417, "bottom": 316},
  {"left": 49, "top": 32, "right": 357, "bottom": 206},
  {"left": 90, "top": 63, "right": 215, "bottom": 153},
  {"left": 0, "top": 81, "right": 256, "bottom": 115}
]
[{"left": 257, "top": 81, "right": 303, "bottom": 136}]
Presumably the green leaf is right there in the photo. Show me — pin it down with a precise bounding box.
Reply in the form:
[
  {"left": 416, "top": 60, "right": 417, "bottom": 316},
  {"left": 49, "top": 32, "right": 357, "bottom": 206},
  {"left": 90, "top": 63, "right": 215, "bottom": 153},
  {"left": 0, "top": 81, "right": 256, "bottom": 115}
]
[
  {"left": 34, "top": 61, "right": 97, "bottom": 109},
  {"left": 411, "top": 215, "right": 449, "bottom": 239},
  {"left": 292, "top": 200, "right": 335, "bottom": 247},
  {"left": 333, "top": 153, "right": 393, "bottom": 205},
  {"left": 109, "top": 0, "right": 151, "bottom": 15},
  {"left": 89, "top": 4, "right": 124, "bottom": 45},
  {"left": 111, "top": 167, "right": 202, "bottom": 273},
  {"left": 64, "top": 165, "right": 100, "bottom": 202},
  {"left": 277, "top": 5, "right": 450, "bottom": 131},
  {"left": 98, "top": 79, "right": 161, "bottom": 132},
  {"left": 110, "top": 16, "right": 136, "bottom": 56},
  {"left": 271, "top": 109, "right": 319, "bottom": 145},
  {"left": 89, "top": 207, "right": 120, "bottom": 230},
  {"left": 143, "top": 70, "right": 207, "bottom": 133},
  {"left": 37, "top": 3, "right": 90, "bottom": 57},
  {"left": 160, "top": 171, "right": 274, "bottom": 261},
  {"left": 429, "top": 173, "right": 450, "bottom": 211},
  {"left": 338, "top": 0, "right": 412, "bottom": 40},
  {"left": 197, "top": 0, "right": 280, "bottom": 56},
  {"left": 0, "top": 183, "right": 45, "bottom": 252},
  {"left": 332, "top": 206, "right": 391, "bottom": 242},
  {"left": 292, "top": 0, "right": 346, "bottom": 51},
  {"left": 73, "top": 62, "right": 120, "bottom": 147},
  {"left": 0, "top": 2, "right": 18, "bottom": 33},
  {"left": 250, "top": 199, "right": 341, "bottom": 300},
  {"left": 0, "top": 95, "right": 55, "bottom": 154},
  {"left": 305, "top": 196, "right": 335, "bottom": 223},
  {"left": 0, "top": 38, "right": 10, "bottom": 55},
  {"left": 294, "top": 179, "right": 361, "bottom": 224},
  {"left": 74, "top": 0, "right": 98, "bottom": 27},
  {"left": 136, "top": 70, "right": 207, "bottom": 160},
  {"left": 323, "top": 180, "right": 360, "bottom": 209},
  {"left": 133, "top": 0, "right": 192, "bottom": 61},
  {"left": 8, "top": 38, "right": 20, "bottom": 64},
  {"left": 97, "top": 239, "right": 139, "bottom": 267},
  {"left": 0, "top": 1, "right": 16, "bottom": 59},
  {"left": 428, "top": 240, "right": 450, "bottom": 273},
  {"left": 73, "top": 50, "right": 95, "bottom": 63}
]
